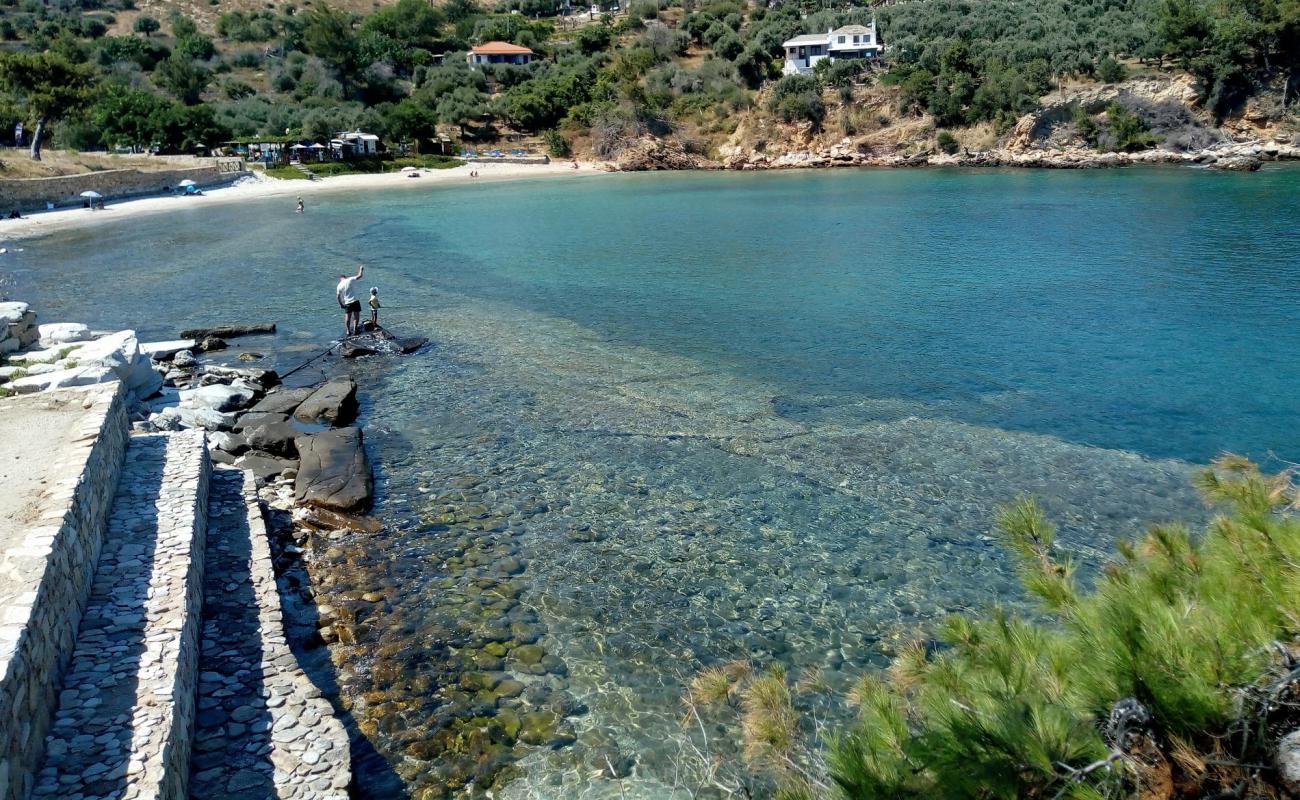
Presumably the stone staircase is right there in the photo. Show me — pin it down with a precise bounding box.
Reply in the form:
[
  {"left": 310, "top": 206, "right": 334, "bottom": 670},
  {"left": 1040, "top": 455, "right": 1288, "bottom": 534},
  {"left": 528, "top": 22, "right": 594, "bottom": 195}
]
[
  {"left": 32, "top": 431, "right": 209, "bottom": 800},
  {"left": 0, "top": 382, "right": 349, "bottom": 800},
  {"left": 292, "top": 163, "right": 318, "bottom": 180}
]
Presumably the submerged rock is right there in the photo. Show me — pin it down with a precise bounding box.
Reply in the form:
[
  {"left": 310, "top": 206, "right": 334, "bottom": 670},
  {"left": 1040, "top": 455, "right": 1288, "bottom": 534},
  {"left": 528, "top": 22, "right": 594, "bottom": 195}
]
[{"left": 295, "top": 427, "right": 373, "bottom": 512}]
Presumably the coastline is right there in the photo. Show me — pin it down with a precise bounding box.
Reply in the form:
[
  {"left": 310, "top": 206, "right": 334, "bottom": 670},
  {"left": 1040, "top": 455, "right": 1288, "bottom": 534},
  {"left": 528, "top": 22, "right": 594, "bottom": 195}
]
[
  {"left": 0, "top": 159, "right": 606, "bottom": 243},
  {"left": 4, "top": 138, "right": 1295, "bottom": 244}
]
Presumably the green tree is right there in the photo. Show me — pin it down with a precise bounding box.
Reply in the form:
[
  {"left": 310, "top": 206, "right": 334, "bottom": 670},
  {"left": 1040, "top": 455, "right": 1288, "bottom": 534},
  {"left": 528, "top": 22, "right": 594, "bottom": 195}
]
[
  {"left": 1097, "top": 55, "right": 1127, "bottom": 83},
  {"left": 0, "top": 51, "right": 92, "bottom": 159},
  {"left": 304, "top": 5, "right": 360, "bottom": 80},
  {"left": 575, "top": 23, "right": 612, "bottom": 55},
  {"left": 174, "top": 33, "right": 216, "bottom": 61},
  {"left": 383, "top": 97, "right": 439, "bottom": 143},
  {"left": 155, "top": 52, "right": 210, "bottom": 104},
  {"left": 133, "top": 15, "right": 160, "bottom": 36},
  {"left": 767, "top": 73, "right": 823, "bottom": 127},
  {"left": 437, "top": 84, "right": 490, "bottom": 136},
  {"left": 823, "top": 456, "right": 1300, "bottom": 799},
  {"left": 168, "top": 11, "right": 198, "bottom": 40}
]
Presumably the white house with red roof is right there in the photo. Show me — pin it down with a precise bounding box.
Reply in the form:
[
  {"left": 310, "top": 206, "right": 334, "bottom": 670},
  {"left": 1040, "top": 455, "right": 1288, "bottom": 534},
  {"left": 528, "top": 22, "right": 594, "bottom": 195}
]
[{"left": 467, "top": 41, "right": 536, "bottom": 67}]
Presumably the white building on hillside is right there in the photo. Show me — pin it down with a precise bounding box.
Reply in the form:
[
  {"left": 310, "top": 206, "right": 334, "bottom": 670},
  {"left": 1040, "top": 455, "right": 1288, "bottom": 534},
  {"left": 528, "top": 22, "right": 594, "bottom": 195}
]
[{"left": 782, "top": 22, "right": 882, "bottom": 75}]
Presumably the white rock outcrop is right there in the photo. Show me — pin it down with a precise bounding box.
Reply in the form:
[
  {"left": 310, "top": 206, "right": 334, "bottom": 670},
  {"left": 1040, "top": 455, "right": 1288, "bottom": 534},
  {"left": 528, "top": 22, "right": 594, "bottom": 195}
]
[{"left": 38, "top": 323, "right": 93, "bottom": 345}]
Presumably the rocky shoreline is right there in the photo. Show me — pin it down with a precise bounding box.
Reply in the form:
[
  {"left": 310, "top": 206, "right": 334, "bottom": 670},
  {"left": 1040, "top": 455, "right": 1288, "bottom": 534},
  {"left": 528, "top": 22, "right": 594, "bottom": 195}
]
[
  {"left": 613, "top": 135, "right": 1298, "bottom": 172},
  {"left": 0, "top": 300, "right": 403, "bottom": 793}
]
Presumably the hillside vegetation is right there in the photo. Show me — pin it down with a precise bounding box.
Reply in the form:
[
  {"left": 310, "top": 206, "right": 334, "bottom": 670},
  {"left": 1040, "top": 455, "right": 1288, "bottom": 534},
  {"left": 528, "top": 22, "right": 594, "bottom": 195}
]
[{"left": 1, "top": 0, "right": 1298, "bottom": 169}]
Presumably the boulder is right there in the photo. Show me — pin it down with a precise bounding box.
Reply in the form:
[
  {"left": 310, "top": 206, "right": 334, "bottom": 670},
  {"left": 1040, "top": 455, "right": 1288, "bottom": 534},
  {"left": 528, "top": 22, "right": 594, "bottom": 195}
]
[
  {"left": 249, "top": 387, "right": 314, "bottom": 415},
  {"left": 9, "top": 365, "right": 115, "bottom": 394},
  {"left": 150, "top": 410, "right": 183, "bottom": 431},
  {"left": 339, "top": 341, "right": 377, "bottom": 358},
  {"left": 196, "top": 336, "right": 226, "bottom": 352},
  {"left": 185, "top": 383, "right": 256, "bottom": 412},
  {"left": 1277, "top": 729, "right": 1300, "bottom": 794},
  {"left": 124, "top": 356, "right": 163, "bottom": 399},
  {"left": 208, "top": 431, "right": 249, "bottom": 456},
  {"left": 235, "top": 453, "right": 298, "bottom": 483},
  {"left": 294, "top": 378, "right": 358, "bottom": 426},
  {"left": 210, "top": 449, "right": 239, "bottom": 466},
  {"left": 398, "top": 337, "right": 428, "bottom": 354},
  {"left": 202, "top": 364, "right": 279, "bottom": 389},
  {"left": 294, "top": 427, "right": 373, "bottom": 512},
  {"left": 15, "top": 314, "right": 39, "bottom": 347},
  {"left": 37, "top": 322, "right": 92, "bottom": 345},
  {"left": 177, "top": 406, "right": 238, "bottom": 432},
  {"left": 179, "top": 323, "right": 276, "bottom": 339},
  {"left": 243, "top": 421, "right": 299, "bottom": 458},
  {"left": 0, "top": 302, "right": 29, "bottom": 325},
  {"left": 232, "top": 411, "right": 289, "bottom": 432},
  {"left": 10, "top": 347, "right": 64, "bottom": 366},
  {"left": 140, "top": 339, "right": 197, "bottom": 359},
  {"left": 173, "top": 350, "right": 197, "bottom": 369}
]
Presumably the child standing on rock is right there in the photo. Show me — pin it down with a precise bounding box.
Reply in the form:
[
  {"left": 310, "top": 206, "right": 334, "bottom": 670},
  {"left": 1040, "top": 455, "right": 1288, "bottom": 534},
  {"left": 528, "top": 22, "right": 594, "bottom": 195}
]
[{"left": 368, "top": 287, "right": 381, "bottom": 328}]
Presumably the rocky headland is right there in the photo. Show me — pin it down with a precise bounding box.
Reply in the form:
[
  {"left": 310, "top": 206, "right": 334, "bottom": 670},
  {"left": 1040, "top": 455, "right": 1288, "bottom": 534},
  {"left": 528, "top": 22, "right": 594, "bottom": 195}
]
[{"left": 611, "top": 74, "right": 1299, "bottom": 174}]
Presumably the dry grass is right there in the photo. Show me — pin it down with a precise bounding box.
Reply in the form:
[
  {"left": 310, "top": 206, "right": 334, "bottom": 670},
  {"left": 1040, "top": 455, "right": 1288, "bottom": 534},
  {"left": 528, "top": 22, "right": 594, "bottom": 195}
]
[
  {"left": 740, "top": 670, "right": 797, "bottom": 768},
  {"left": 0, "top": 149, "right": 211, "bottom": 179}
]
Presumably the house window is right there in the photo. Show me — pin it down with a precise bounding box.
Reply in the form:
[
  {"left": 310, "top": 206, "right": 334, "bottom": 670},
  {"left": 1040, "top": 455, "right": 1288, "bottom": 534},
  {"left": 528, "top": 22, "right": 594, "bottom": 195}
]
[
  {"left": 837, "top": 35, "right": 845, "bottom": 43},
  {"left": 853, "top": 35, "right": 859, "bottom": 43}
]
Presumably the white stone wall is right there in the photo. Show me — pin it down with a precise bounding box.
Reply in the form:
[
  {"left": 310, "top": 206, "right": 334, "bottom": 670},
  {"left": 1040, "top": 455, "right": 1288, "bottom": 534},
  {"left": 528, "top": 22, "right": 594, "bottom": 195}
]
[{"left": 0, "top": 382, "right": 128, "bottom": 800}]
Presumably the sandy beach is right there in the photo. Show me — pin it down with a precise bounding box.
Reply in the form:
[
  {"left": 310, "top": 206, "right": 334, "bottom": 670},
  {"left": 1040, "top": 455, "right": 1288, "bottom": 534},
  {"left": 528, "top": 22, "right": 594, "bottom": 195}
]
[{"left": 0, "top": 159, "right": 605, "bottom": 243}]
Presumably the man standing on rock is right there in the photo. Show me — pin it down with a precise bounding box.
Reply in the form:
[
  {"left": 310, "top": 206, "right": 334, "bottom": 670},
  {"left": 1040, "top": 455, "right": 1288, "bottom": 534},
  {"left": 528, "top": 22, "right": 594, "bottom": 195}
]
[{"left": 336, "top": 264, "right": 364, "bottom": 337}]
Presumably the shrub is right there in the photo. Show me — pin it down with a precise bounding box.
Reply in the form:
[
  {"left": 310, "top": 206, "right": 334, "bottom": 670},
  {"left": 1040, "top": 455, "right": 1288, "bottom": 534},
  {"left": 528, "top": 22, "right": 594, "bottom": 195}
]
[
  {"left": 767, "top": 73, "right": 823, "bottom": 127},
  {"left": 132, "top": 14, "right": 158, "bottom": 35},
  {"left": 542, "top": 127, "right": 571, "bottom": 158},
  {"left": 823, "top": 457, "right": 1300, "bottom": 798},
  {"left": 1097, "top": 55, "right": 1126, "bottom": 84},
  {"left": 1097, "top": 101, "right": 1156, "bottom": 152},
  {"left": 936, "top": 129, "right": 958, "bottom": 154}
]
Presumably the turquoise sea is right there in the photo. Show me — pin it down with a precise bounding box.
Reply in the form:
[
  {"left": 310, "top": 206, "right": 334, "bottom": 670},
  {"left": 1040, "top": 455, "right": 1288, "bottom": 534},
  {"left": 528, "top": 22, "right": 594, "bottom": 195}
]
[{"left": 8, "top": 166, "right": 1300, "bottom": 797}]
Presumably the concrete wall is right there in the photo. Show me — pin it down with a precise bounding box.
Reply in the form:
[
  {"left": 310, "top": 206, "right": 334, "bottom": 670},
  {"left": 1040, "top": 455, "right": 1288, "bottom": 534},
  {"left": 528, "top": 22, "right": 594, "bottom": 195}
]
[
  {"left": 0, "top": 166, "right": 249, "bottom": 212},
  {"left": 0, "top": 382, "right": 127, "bottom": 800}
]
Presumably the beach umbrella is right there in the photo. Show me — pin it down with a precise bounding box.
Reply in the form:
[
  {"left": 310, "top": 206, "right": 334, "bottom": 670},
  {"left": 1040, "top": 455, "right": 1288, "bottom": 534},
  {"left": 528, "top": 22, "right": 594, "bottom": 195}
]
[
  {"left": 80, "top": 190, "right": 102, "bottom": 199},
  {"left": 400, "top": 166, "right": 417, "bottom": 172},
  {"left": 178, "top": 179, "right": 197, "bottom": 187}
]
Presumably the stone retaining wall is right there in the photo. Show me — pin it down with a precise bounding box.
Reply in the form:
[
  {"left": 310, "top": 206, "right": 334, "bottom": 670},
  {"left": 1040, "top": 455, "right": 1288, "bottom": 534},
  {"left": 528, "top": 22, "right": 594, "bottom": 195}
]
[
  {"left": 0, "top": 382, "right": 128, "bottom": 800},
  {"left": 195, "top": 468, "right": 351, "bottom": 799},
  {"left": 0, "top": 166, "right": 250, "bottom": 212},
  {"left": 467, "top": 155, "right": 551, "bottom": 165},
  {"left": 159, "top": 430, "right": 210, "bottom": 800}
]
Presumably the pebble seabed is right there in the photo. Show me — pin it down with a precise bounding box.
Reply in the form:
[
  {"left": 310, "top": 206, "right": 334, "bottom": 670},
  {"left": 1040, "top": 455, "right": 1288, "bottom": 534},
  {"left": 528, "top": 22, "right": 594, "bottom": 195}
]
[{"left": 287, "top": 295, "right": 1205, "bottom": 800}]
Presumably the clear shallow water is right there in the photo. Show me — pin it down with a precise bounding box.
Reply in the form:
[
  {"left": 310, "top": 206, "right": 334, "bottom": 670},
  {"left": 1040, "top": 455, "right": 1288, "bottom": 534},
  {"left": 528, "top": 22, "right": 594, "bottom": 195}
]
[{"left": 7, "top": 166, "right": 1300, "bottom": 798}]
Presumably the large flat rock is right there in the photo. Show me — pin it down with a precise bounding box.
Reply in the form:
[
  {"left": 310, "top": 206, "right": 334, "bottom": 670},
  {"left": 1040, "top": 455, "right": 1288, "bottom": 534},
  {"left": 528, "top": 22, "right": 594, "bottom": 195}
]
[
  {"left": 294, "top": 427, "right": 372, "bottom": 512},
  {"left": 248, "top": 387, "right": 314, "bottom": 415},
  {"left": 293, "top": 378, "right": 357, "bottom": 426}
]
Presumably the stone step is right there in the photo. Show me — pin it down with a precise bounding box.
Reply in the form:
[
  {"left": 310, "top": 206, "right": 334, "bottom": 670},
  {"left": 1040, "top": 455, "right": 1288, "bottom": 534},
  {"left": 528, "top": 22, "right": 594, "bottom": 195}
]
[
  {"left": 32, "top": 430, "right": 210, "bottom": 800},
  {"left": 190, "top": 468, "right": 349, "bottom": 800}
]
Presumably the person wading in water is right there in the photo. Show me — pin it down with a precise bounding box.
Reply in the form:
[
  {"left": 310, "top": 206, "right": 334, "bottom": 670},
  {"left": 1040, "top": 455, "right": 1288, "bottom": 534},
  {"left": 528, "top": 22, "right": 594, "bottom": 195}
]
[{"left": 336, "top": 265, "right": 365, "bottom": 336}]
